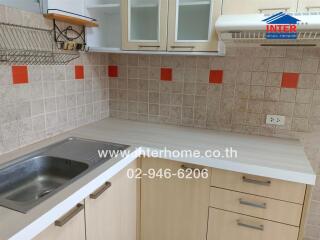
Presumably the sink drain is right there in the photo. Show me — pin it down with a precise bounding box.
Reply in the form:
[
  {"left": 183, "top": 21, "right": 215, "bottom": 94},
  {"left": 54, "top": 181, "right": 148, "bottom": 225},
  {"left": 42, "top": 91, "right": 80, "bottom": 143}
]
[{"left": 38, "top": 189, "right": 53, "bottom": 198}]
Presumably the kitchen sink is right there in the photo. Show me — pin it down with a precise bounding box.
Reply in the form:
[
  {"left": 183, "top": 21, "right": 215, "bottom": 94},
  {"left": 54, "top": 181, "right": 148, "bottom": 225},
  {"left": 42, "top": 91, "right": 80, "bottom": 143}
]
[{"left": 0, "top": 137, "right": 129, "bottom": 213}]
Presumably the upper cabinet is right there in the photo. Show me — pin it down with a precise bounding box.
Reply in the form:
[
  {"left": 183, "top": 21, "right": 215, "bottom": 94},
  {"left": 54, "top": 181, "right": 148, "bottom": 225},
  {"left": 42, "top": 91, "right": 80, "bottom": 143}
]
[
  {"left": 121, "top": 0, "right": 169, "bottom": 51},
  {"left": 222, "top": 0, "right": 298, "bottom": 14},
  {"left": 167, "top": 0, "right": 221, "bottom": 51},
  {"left": 85, "top": 0, "right": 122, "bottom": 50},
  {"left": 121, "top": 0, "right": 221, "bottom": 52},
  {"left": 298, "top": 0, "right": 320, "bottom": 12}
]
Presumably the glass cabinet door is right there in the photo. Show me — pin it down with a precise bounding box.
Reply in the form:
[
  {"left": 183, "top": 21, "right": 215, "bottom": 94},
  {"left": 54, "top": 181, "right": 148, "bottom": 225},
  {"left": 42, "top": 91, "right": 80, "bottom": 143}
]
[
  {"left": 167, "top": 0, "right": 222, "bottom": 52},
  {"left": 122, "top": 0, "right": 169, "bottom": 51}
]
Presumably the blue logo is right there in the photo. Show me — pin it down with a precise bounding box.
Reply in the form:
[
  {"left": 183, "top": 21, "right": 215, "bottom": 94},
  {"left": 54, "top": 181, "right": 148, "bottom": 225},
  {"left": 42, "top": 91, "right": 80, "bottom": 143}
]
[{"left": 263, "top": 12, "right": 300, "bottom": 39}]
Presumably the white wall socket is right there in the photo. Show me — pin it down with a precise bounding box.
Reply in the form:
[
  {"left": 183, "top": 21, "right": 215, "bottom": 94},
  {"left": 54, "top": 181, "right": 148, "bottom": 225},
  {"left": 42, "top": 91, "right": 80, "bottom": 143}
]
[{"left": 266, "top": 115, "right": 285, "bottom": 126}]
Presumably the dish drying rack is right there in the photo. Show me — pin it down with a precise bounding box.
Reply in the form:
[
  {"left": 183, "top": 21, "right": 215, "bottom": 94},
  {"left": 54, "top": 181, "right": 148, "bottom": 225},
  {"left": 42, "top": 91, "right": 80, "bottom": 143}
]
[{"left": 0, "top": 22, "right": 80, "bottom": 65}]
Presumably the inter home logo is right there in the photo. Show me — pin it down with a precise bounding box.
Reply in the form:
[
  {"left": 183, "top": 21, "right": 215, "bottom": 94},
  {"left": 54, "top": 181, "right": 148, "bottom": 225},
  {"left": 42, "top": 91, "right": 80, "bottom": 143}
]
[{"left": 263, "top": 12, "right": 300, "bottom": 39}]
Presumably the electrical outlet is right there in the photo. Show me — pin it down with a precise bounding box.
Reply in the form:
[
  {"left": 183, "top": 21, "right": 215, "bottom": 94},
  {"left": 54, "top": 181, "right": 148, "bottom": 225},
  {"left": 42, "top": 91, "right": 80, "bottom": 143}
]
[{"left": 266, "top": 115, "right": 285, "bottom": 126}]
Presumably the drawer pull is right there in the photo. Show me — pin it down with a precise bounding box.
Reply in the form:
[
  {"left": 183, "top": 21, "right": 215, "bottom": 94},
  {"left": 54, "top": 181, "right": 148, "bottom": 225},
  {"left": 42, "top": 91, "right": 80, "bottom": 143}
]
[
  {"left": 258, "top": 7, "right": 289, "bottom": 13},
  {"left": 55, "top": 203, "right": 84, "bottom": 227},
  {"left": 90, "top": 182, "right": 112, "bottom": 199},
  {"left": 242, "top": 176, "right": 271, "bottom": 186},
  {"left": 239, "top": 198, "right": 267, "bottom": 209},
  {"left": 170, "top": 45, "right": 195, "bottom": 49},
  {"left": 181, "top": 164, "right": 204, "bottom": 171},
  {"left": 237, "top": 219, "right": 264, "bottom": 231},
  {"left": 306, "top": 6, "right": 320, "bottom": 11},
  {"left": 139, "top": 45, "right": 160, "bottom": 48}
]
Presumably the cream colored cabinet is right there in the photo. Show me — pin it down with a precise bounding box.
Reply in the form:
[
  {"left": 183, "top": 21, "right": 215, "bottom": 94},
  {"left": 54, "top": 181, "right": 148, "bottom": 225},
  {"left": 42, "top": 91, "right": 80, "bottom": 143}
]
[
  {"left": 122, "top": 0, "right": 221, "bottom": 51},
  {"left": 207, "top": 208, "right": 299, "bottom": 240},
  {"left": 167, "top": 0, "right": 222, "bottom": 51},
  {"left": 85, "top": 160, "right": 139, "bottom": 240},
  {"left": 33, "top": 203, "right": 86, "bottom": 240},
  {"left": 298, "top": 0, "right": 320, "bottom": 12},
  {"left": 222, "top": 0, "right": 298, "bottom": 14},
  {"left": 121, "top": 0, "right": 169, "bottom": 51},
  {"left": 208, "top": 168, "right": 310, "bottom": 240},
  {"left": 140, "top": 157, "right": 211, "bottom": 240}
]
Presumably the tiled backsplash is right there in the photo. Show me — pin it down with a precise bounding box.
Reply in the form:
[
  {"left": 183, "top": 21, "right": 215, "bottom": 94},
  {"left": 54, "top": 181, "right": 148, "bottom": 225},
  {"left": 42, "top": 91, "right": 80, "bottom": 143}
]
[
  {"left": 108, "top": 48, "right": 320, "bottom": 139},
  {"left": 107, "top": 49, "right": 320, "bottom": 240},
  {"left": 0, "top": 53, "right": 109, "bottom": 154}
]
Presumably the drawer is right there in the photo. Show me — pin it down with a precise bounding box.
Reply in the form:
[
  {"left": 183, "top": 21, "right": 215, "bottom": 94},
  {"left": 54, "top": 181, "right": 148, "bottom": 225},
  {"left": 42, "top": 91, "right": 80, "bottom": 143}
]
[
  {"left": 207, "top": 208, "right": 299, "bottom": 240},
  {"left": 210, "top": 187, "right": 303, "bottom": 226},
  {"left": 211, "top": 169, "right": 306, "bottom": 204}
]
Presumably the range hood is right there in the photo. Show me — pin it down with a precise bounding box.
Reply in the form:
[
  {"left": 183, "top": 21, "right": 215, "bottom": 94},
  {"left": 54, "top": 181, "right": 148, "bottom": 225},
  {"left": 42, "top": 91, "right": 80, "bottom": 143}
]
[{"left": 215, "top": 12, "right": 320, "bottom": 46}]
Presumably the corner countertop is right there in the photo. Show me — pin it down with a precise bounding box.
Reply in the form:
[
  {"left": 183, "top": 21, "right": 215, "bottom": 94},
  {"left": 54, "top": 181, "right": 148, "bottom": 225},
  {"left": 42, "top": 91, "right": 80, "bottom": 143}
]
[{"left": 0, "top": 118, "right": 316, "bottom": 240}]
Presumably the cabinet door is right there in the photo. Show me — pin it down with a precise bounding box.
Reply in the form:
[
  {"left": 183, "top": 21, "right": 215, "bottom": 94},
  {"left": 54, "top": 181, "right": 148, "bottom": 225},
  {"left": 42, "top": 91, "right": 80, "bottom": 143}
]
[
  {"left": 298, "top": 0, "right": 320, "bottom": 12},
  {"left": 141, "top": 157, "right": 211, "bottom": 240},
  {"left": 33, "top": 203, "right": 86, "bottom": 240},
  {"left": 222, "top": 0, "right": 298, "bottom": 14},
  {"left": 167, "top": 0, "right": 222, "bottom": 52},
  {"left": 121, "top": 0, "right": 169, "bottom": 51},
  {"left": 85, "top": 160, "right": 139, "bottom": 240}
]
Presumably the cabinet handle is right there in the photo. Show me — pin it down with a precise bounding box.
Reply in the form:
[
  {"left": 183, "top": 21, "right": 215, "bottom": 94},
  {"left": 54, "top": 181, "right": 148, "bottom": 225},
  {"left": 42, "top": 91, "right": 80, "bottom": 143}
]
[
  {"left": 138, "top": 45, "right": 160, "bottom": 48},
  {"left": 55, "top": 203, "right": 84, "bottom": 227},
  {"left": 306, "top": 6, "right": 320, "bottom": 11},
  {"left": 180, "top": 164, "right": 204, "bottom": 171},
  {"left": 170, "top": 45, "right": 195, "bottom": 49},
  {"left": 90, "top": 182, "right": 112, "bottom": 199},
  {"left": 237, "top": 219, "right": 264, "bottom": 231},
  {"left": 258, "top": 7, "right": 289, "bottom": 13},
  {"left": 242, "top": 176, "right": 271, "bottom": 186},
  {"left": 239, "top": 198, "right": 267, "bottom": 209}
]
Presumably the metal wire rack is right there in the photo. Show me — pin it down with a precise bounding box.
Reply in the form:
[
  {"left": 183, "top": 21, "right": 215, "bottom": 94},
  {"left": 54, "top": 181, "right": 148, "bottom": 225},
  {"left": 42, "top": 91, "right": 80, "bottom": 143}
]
[{"left": 0, "top": 22, "right": 80, "bottom": 65}]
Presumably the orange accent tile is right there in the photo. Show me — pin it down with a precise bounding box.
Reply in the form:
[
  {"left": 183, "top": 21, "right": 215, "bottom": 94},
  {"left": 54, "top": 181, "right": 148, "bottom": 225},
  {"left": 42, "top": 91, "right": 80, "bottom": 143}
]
[
  {"left": 12, "top": 66, "right": 28, "bottom": 84},
  {"left": 108, "top": 65, "right": 118, "bottom": 77},
  {"left": 161, "top": 68, "right": 172, "bottom": 81},
  {"left": 75, "top": 65, "right": 84, "bottom": 80},
  {"left": 209, "top": 70, "right": 223, "bottom": 84},
  {"left": 281, "top": 72, "right": 299, "bottom": 88}
]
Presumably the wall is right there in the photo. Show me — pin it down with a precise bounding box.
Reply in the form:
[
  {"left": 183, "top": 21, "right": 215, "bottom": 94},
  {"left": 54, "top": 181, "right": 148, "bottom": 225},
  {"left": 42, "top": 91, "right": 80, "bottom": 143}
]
[
  {"left": 107, "top": 49, "right": 320, "bottom": 240},
  {"left": 0, "top": 5, "right": 109, "bottom": 154},
  {"left": 1, "top": 3, "right": 320, "bottom": 240}
]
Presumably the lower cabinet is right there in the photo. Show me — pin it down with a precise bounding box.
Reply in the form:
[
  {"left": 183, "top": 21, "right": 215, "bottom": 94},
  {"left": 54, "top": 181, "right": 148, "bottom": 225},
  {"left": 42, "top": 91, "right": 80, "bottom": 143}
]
[
  {"left": 33, "top": 160, "right": 139, "bottom": 240},
  {"left": 33, "top": 203, "right": 86, "bottom": 240},
  {"left": 85, "top": 160, "right": 139, "bottom": 240},
  {"left": 33, "top": 158, "right": 310, "bottom": 240},
  {"left": 140, "top": 157, "right": 211, "bottom": 240}
]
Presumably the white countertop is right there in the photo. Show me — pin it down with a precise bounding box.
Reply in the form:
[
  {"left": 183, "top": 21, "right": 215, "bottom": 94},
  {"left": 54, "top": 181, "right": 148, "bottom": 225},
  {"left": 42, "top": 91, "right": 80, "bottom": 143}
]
[{"left": 0, "top": 118, "right": 316, "bottom": 240}]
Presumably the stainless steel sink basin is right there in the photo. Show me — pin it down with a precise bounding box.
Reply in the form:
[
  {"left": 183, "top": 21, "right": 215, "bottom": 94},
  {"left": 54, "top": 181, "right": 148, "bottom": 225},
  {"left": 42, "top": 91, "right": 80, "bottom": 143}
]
[{"left": 0, "top": 137, "right": 129, "bottom": 213}]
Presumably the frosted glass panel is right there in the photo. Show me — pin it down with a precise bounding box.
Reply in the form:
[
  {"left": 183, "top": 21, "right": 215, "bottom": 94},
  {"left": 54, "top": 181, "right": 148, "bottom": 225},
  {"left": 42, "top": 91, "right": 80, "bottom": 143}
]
[
  {"left": 130, "top": 0, "right": 159, "bottom": 41},
  {"left": 177, "top": 0, "right": 211, "bottom": 41}
]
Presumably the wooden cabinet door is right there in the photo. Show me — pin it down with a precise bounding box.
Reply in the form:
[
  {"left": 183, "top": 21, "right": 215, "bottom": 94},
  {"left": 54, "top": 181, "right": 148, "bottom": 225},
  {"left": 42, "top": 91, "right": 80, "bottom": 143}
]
[
  {"left": 33, "top": 203, "right": 86, "bottom": 240},
  {"left": 141, "top": 157, "right": 211, "bottom": 240},
  {"left": 167, "top": 0, "right": 222, "bottom": 52},
  {"left": 121, "top": 0, "right": 169, "bottom": 51},
  {"left": 85, "top": 160, "right": 139, "bottom": 240},
  {"left": 298, "top": 0, "right": 320, "bottom": 12},
  {"left": 222, "top": 0, "right": 298, "bottom": 14}
]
